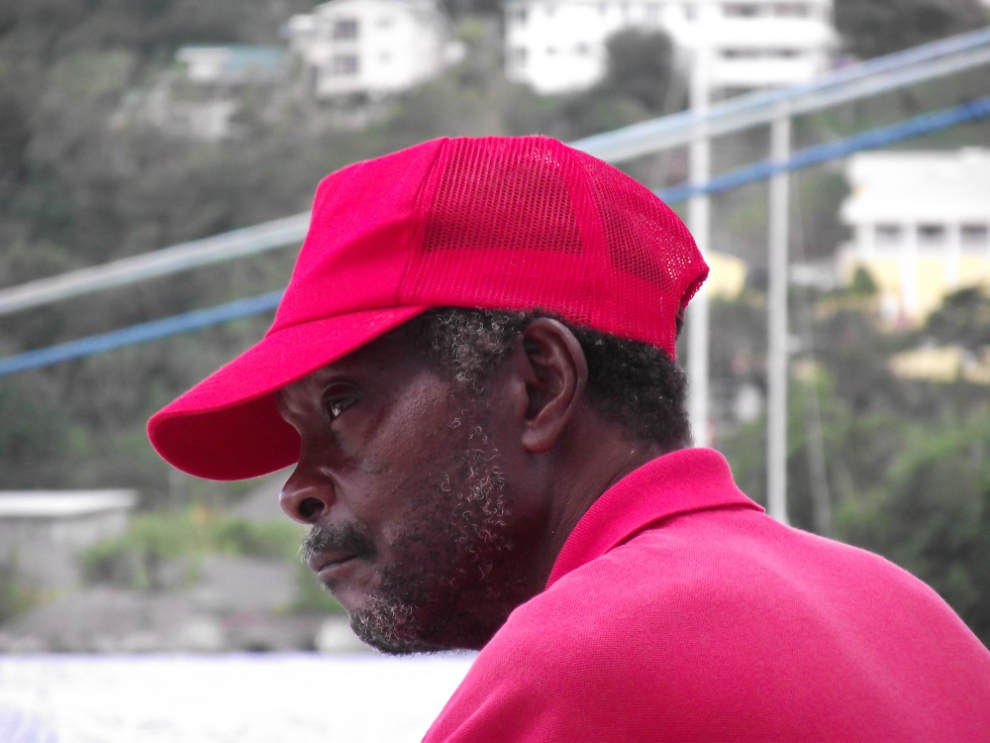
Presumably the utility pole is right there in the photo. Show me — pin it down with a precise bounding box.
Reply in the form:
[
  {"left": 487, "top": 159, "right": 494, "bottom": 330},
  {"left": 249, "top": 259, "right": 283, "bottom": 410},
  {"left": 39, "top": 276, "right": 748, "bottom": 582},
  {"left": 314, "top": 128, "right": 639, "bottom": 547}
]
[
  {"left": 767, "top": 111, "right": 791, "bottom": 523},
  {"left": 687, "top": 0, "right": 712, "bottom": 447}
]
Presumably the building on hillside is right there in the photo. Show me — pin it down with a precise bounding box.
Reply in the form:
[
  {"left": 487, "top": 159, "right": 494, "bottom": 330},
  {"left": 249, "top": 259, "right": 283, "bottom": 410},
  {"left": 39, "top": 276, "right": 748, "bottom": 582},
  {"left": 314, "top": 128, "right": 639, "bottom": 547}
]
[
  {"left": 889, "top": 345, "right": 990, "bottom": 385},
  {"left": 175, "top": 46, "right": 287, "bottom": 86},
  {"left": 837, "top": 149, "right": 990, "bottom": 325},
  {"left": 117, "top": 46, "right": 287, "bottom": 141},
  {"left": 504, "top": 0, "right": 836, "bottom": 95},
  {"left": 706, "top": 251, "right": 747, "bottom": 300},
  {"left": 0, "top": 491, "right": 137, "bottom": 591},
  {"left": 286, "top": 0, "right": 461, "bottom": 99}
]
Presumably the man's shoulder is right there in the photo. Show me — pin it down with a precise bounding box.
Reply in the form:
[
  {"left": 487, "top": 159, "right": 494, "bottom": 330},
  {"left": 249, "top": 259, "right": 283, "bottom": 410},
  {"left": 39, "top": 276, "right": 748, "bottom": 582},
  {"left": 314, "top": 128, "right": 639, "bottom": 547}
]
[{"left": 425, "top": 506, "right": 990, "bottom": 742}]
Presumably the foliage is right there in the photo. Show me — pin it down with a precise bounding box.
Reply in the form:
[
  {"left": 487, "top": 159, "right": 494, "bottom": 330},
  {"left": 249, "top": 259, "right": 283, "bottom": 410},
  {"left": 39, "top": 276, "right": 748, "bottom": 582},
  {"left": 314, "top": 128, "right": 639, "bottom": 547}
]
[
  {"left": 2, "top": 0, "right": 989, "bottom": 641},
  {"left": 81, "top": 508, "right": 209, "bottom": 590},
  {"left": 836, "top": 413, "right": 990, "bottom": 645},
  {"left": 552, "top": 28, "right": 684, "bottom": 141},
  {"left": 210, "top": 517, "right": 306, "bottom": 562},
  {"left": 0, "top": 378, "right": 68, "bottom": 488},
  {"left": 0, "top": 554, "right": 38, "bottom": 623},
  {"left": 0, "top": 7, "right": 690, "bottom": 500},
  {"left": 715, "top": 285, "right": 990, "bottom": 645},
  {"left": 920, "top": 287, "right": 990, "bottom": 352},
  {"left": 602, "top": 29, "right": 680, "bottom": 113},
  {"left": 293, "top": 560, "right": 346, "bottom": 614},
  {"left": 834, "top": 0, "right": 987, "bottom": 60},
  {"left": 849, "top": 266, "right": 878, "bottom": 296},
  {"left": 81, "top": 507, "right": 307, "bottom": 591}
]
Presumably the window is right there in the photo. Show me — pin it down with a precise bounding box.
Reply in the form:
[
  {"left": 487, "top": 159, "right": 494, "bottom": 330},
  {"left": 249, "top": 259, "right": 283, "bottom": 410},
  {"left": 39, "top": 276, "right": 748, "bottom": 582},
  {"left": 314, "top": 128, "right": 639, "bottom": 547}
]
[
  {"left": 509, "top": 46, "right": 528, "bottom": 68},
  {"left": 575, "top": 42, "right": 591, "bottom": 55},
  {"left": 875, "top": 224, "right": 903, "bottom": 248},
  {"left": 961, "top": 223, "right": 989, "bottom": 248},
  {"left": 546, "top": 46, "right": 558, "bottom": 55},
  {"left": 685, "top": 3, "right": 696, "bottom": 20},
  {"left": 724, "top": 3, "right": 760, "bottom": 17},
  {"left": 646, "top": 2, "right": 661, "bottom": 22},
  {"left": 723, "top": 49, "right": 761, "bottom": 59},
  {"left": 774, "top": 3, "right": 808, "bottom": 16},
  {"left": 330, "top": 54, "right": 359, "bottom": 75},
  {"left": 376, "top": 15, "right": 393, "bottom": 29},
  {"left": 547, "top": 3, "right": 557, "bottom": 16},
  {"left": 332, "top": 18, "right": 358, "bottom": 39},
  {"left": 917, "top": 224, "right": 947, "bottom": 248}
]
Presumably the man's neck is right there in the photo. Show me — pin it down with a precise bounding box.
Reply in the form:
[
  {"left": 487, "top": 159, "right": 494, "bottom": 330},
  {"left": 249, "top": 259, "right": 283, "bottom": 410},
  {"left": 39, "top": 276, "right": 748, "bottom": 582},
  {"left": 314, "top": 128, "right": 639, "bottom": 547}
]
[{"left": 534, "top": 410, "right": 672, "bottom": 590}]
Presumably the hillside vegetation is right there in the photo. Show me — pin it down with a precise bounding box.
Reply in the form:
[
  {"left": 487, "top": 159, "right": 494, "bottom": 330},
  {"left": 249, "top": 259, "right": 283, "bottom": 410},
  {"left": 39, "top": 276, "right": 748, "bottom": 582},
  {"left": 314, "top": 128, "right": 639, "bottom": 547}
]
[{"left": 0, "top": 0, "right": 988, "bottom": 642}]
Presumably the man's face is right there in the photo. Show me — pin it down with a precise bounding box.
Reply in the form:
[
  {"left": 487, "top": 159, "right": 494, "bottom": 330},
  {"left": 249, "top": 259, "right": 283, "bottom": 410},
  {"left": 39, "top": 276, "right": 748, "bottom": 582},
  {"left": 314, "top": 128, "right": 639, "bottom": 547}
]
[{"left": 278, "top": 331, "right": 547, "bottom": 654}]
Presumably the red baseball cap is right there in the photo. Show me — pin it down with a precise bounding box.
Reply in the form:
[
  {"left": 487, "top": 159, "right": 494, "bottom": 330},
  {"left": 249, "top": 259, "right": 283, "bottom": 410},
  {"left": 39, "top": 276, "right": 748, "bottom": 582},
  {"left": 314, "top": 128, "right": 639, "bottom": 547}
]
[{"left": 148, "top": 136, "right": 708, "bottom": 480}]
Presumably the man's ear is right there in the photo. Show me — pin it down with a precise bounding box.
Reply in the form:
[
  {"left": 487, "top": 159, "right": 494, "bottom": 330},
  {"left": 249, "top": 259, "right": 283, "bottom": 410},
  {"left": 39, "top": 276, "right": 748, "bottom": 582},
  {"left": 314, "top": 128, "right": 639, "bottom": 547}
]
[{"left": 514, "top": 318, "right": 588, "bottom": 454}]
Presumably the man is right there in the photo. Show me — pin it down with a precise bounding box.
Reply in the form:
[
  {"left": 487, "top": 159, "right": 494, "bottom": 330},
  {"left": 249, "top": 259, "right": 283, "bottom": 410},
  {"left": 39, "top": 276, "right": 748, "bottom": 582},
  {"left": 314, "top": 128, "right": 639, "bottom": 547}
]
[{"left": 149, "top": 136, "right": 990, "bottom": 741}]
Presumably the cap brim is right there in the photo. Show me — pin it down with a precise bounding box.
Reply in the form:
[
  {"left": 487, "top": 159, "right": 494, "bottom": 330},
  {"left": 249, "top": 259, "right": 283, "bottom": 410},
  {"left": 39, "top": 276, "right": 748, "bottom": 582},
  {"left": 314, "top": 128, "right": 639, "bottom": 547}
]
[{"left": 148, "top": 305, "right": 430, "bottom": 480}]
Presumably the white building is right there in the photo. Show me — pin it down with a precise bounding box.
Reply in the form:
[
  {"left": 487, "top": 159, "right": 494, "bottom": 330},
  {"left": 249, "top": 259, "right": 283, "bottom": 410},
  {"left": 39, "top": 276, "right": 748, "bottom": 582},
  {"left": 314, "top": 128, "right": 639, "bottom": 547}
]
[
  {"left": 0, "top": 490, "right": 137, "bottom": 591},
  {"left": 175, "top": 46, "right": 286, "bottom": 85},
  {"left": 287, "top": 0, "right": 458, "bottom": 98},
  {"left": 837, "top": 149, "right": 990, "bottom": 324},
  {"left": 504, "top": 0, "right": 836, "bottom": 95}
]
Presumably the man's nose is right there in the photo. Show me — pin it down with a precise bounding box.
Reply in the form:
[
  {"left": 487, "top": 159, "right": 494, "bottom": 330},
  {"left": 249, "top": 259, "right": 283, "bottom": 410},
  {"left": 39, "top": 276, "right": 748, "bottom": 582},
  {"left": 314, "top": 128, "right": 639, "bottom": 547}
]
[{"left": 280, "top": 465, "right": 335, "bottom": 524}]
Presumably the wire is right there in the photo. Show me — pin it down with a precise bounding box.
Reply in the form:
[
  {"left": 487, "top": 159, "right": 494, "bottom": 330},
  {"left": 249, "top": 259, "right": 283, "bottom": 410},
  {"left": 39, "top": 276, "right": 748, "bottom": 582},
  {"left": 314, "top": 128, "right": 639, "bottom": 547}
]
[
  {"left": 1, "top": 96, "right": 989, "bottom": 378},
  {"left": 655, "top": 97, "right": 990, "bottom": 203},
  {"left": 0, "top": 292, "right": 283, "bottom": 377}
]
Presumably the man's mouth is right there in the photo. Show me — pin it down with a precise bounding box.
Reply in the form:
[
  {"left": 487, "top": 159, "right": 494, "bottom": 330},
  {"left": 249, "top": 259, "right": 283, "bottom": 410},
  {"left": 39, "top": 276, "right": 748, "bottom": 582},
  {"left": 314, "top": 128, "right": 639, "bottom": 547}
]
[
  {"left": 300, "top": 523, "right": 376, "bottom": 581},
  {"left": 308, "top": 551, "right": 359, "bottom": 575}
]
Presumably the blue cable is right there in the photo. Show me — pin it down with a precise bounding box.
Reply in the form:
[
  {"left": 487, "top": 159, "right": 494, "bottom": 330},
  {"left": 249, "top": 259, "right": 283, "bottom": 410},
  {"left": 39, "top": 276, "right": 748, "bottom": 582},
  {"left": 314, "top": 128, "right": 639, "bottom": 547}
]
[
  {"left": 1, "top": 96, "right": 989, "bottom": 378},
  {"left": 657, "top": 97, "right": 990, "bottom": 203},
  {"left": 0, "top": 291, "right": 283, "bottom": 377}
]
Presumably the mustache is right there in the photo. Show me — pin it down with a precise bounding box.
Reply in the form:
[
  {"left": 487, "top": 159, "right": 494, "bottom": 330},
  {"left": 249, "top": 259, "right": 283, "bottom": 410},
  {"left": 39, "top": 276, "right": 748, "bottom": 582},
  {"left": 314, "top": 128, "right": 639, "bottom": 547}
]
[{"left": 300, "top": 523, "right": 376, "bottom": 563}]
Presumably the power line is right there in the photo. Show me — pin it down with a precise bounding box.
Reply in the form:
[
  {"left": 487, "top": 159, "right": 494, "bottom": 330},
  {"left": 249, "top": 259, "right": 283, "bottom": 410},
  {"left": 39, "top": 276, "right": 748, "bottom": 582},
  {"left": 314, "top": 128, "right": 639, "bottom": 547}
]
[
  {"left": 0, "top": 214, "right": 308, "bottom": 317},
  {"left": 0, "top": 28, "right": 988, "bottom": 318},
  {"left": 0, "top": 292, "right": 283, "bottom": 377},
  {"left": 2, "top": 96, "right": 988, "bottom": 378},
  {"left": 655, "top": 97, "right": 990, "bottom": 202}
]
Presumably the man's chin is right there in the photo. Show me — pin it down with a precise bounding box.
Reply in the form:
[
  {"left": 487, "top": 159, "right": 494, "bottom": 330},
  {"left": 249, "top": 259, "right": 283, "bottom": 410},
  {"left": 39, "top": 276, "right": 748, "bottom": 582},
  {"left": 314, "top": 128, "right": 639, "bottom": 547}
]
[{"left": 349, "top": 610, "right": 451, "bottom": 655}]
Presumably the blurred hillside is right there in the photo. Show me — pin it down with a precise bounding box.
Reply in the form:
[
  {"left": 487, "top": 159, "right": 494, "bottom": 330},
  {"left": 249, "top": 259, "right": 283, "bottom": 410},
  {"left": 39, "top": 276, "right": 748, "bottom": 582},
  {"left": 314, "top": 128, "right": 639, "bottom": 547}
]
[{"left": 0, "top": 0, "right": 989, "bottom": 644}]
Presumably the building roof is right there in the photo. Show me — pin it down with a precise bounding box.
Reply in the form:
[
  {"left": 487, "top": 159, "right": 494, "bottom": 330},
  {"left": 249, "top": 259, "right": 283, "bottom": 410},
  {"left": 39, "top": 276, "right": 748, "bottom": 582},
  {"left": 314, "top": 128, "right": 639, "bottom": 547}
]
[
  {"left": 312, "top": 0, "right": 442, "bottom": 13},
  {"left": 0, "top": 490, "right": 138, "bottom": 518},
  {"left": 842, "top": 148, "right": 990, "bottom": 224},
  {"left": 176, "top": 45, "right": 286, "bottom": 82}
]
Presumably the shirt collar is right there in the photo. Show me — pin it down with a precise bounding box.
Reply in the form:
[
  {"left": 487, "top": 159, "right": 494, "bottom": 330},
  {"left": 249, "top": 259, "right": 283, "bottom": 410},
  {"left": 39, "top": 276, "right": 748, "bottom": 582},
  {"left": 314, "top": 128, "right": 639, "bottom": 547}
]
[{"left": 547, "top": 448, "right": 763, "bottom": 589}]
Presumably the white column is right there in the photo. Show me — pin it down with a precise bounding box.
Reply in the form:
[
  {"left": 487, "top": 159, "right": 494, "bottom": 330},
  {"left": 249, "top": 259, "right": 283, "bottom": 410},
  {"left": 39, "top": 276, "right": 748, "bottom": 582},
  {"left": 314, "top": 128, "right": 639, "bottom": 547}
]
[
  {"left": 767, "top": 113, "right": 791, "bottom": 524},
  {"left": 687, "top": 0, "right": 713, "bottom": 448},
  {"left": 861, "top": 223, "right": 875, "bottom": 258},
  {"left": 901, "top": 222, "right": 918, "bottom": 320},
  {"left": 946, "top": 223, "right": 961, "bottom": 290}
]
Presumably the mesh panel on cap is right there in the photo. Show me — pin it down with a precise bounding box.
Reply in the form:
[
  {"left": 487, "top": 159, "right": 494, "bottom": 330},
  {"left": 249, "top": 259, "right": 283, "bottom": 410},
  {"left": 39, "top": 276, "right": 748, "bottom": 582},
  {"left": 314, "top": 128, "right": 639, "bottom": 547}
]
[
  {"left": 422, "top": 138, "right": 584, "bottom": 256},
  {"left": 581, "top": 154, "right": 702, "bottom": 352},
  {"left": 401, "top": 136, "right": 703, "bottom": 354},
  {"left": 405, "top": 137, "right": 603, "bottom": 328}
]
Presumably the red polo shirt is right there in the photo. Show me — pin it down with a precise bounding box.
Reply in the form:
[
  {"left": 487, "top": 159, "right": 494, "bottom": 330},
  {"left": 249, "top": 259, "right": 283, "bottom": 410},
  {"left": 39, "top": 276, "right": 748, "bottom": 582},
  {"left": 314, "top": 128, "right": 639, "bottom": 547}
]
[{"left": 423, "top": 449, "right": 990, "bottom": 742}]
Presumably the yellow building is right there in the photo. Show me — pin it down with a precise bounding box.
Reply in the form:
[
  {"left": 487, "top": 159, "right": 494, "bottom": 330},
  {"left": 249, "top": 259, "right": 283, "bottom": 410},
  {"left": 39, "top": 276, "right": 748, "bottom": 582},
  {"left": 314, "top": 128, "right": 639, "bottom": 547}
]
[
  {"left": 837, "top": 149, "right": 990, "bottom": 325},
  {"left": 705, "top": 251, "right": 748, "bottom": 300}
]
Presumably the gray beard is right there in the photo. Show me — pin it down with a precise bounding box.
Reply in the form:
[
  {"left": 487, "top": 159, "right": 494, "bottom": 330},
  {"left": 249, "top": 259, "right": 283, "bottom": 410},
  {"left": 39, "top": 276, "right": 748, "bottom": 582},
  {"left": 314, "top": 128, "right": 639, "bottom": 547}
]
[{"left": 302, "top": 418, "right": 528, "bottom": 654}]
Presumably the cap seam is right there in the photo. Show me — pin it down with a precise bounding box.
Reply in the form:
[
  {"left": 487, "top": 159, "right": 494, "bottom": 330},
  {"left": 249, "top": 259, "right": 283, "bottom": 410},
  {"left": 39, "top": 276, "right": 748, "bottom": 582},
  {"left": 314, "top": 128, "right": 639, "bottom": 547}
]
[{"left": 398, "top": 137, "right": 450, "bottom": 306}]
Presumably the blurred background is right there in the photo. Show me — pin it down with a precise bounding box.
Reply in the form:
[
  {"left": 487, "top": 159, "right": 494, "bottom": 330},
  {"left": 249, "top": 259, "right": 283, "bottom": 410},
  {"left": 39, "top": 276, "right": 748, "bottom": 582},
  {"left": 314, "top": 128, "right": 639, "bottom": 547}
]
[{"left": 0, "top": 0, "right": 988, "bottom": 731}]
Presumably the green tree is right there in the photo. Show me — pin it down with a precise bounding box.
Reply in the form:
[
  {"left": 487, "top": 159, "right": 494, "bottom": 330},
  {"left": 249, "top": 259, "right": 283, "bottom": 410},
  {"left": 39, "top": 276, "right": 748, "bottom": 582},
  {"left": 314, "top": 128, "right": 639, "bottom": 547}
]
[
  {"left": 835, "top": 0, "right": 987, "bottom": 60},
  {"left": 558, "top": 28, "right": 683, "bottom": 139},
  {"left": 920, "top": 287, "right": 990, "bottom": 352},
  {"left": 837, "top": 414, "right": 990, "bottom": 646}
]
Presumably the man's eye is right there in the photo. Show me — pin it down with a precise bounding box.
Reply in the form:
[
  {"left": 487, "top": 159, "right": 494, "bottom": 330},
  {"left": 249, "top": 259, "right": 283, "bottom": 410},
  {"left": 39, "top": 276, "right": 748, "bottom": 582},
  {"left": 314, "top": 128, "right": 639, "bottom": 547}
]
[{"left": 325, "top": 397, "right": 355, "bottom": 420}]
